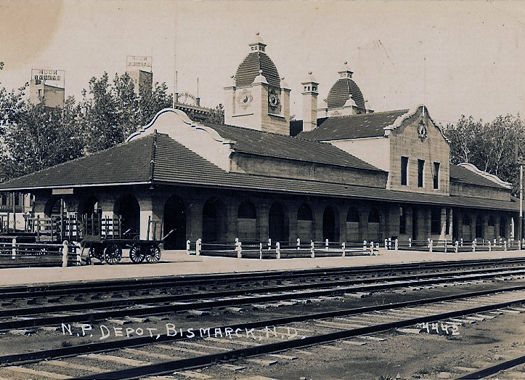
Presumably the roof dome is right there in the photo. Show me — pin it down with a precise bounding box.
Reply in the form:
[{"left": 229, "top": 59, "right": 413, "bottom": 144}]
[
  {"left": 326, "top": 78, "right": 365, "bottom": 109},
  {"left": 326, "top": 62, "right": 365, "bottom": 110},
  {"left": 235, "top": 34, "right": 281, "bottom": 88}
]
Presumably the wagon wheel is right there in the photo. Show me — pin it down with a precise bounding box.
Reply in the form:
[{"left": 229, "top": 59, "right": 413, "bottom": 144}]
[
  {"left": 129, "top": 245, "right": 145, "bottom": 264},
  {"left": 145, "top": 244, "right": 161, "bottom": 263},
  {"left": 104, "top": 244, "right": 122, "bottom": 265}
]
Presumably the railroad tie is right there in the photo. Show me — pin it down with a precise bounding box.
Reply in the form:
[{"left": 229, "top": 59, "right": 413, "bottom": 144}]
[
  {"left": 45, "top": 359, "right": 107, "bottom": 373},
  {"left": 84, "top": 353, "right": 146, "bottom": 366},
  {"left": 124, "top": 348, "right": 182, "bottom": 361},
  {"left": 173, "top": 370, "right": 212, "bottom": 379},
  {"left": 245, "top": 358, "right": 278, "bottom": 366},
  {"left": 0, "top": 366, "right": 71, "bottom": 379}
]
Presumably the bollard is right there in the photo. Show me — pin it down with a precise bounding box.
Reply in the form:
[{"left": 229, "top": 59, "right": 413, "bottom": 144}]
[
  {"left": 186, "top": 240, "right": 191, "bottom": 254},
  {"left": 268, "top": 238, "right": 272, "bottom": 250},
  {"left": 370, "top": 241, "right": 374, "bottom": 255},
  {"left": 488, "top": 241, "right": 492, "bottom": 252},
  {"left": 325, "top": 239, "right": 329, "bottom": 251},
  {"left": 235, "top": 238, "right": 242, "bottom": 259},
  {"left": 388, "top": 238, "right": 392, "bottom": 250},
  {"left": 363, "top": 240, "right": 367, "bottom": 251},
  {"left": 11, "top": 237, "right": 16, "bottom": 260},
  {"left": 460, "top": 238, "right": 464, "bottom": 247},
  {"left": 408, "top": 237, "right": 412, "bottom": 248},
  {"left": 504, "top": 240, "right": 507, "bottom": 251},
  {"left": 276, "top": 242, "right": 281, "bottom": 259},
  {"left": 62, "top": 240, "right": 69, "bottom": 268},
  {"left": 455, "top": 241, "right": 459, "bottom": 253},
  {"left": 472, "top": 240, "right": 476, "bottom": 253},
  {"left": 342, "top": 242, "right": 346, "bottom": 257},
  {"left": 297, "top": 238, "right": 301, "bottom": 250},
  {"left": 427, "top": 238, "right": 431, "bottom": 249},
  {"left": 444, "top": 240, "right": 447, "bottom": 253},
  {"left": 394, "top": 238, "right": 398, "bottom": 251},
  {"left": 196, "top": 238, "right": 202, "bottom": 256},
  {"left": 259, "top": 242, "right": 263, "bottom": 260},
  {"left": 429, "top": 240, "right": 433, "bottom": 253},
  {"left": 311, "top": 240, "right": 315, "bottom": 258}
]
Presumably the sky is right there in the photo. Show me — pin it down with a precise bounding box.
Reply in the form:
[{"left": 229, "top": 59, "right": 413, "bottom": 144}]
[{"left": 0, "top": 0, "right": 524, "bottom": 125}]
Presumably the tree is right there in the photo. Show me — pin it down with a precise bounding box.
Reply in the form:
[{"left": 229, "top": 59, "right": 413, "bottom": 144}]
[{"left": 444, "top": 114, "right": 525, "bottom": 194}]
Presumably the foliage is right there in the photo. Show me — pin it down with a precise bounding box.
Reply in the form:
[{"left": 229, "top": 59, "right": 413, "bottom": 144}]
[{"left": 444, "top": 114, "right": 525, "bottom": 194}]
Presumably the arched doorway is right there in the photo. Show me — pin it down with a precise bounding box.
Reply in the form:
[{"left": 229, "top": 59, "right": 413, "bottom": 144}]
[
  {"left": 238, "top": 201, "right": 257, "bottom": 242},
  {"left": 45, "top": 197, "right": 69, "bottom": 217},
  {"left": 269, "top": 203, "right": 288, "bottom": 243},
  {"left": 500, "top": 216, "right": 507, "bottom": 238},
  {"left": 115, "top": 194, "right": 140, "bottom": 238},
  {"left": 203, "top": 199, "right": 225, "bottom": 242},
  {"left": 346, "top": 207, "right": 360, "bottom": 242},
  {"left": 475, "top": 216, "right": 483, "bottom": 240},
  {"left": 164, "top": 195, "right": 186, "bottom": 249},
  {"left": 323, "top": 206, "right": 337, "bottom": 242},
  {"left": 79, "top": 196, "right": 99, "bottom": 215},
  {"left": 297, "top": 203, "right": 313, "bottom": 242},
  {"left": 462, "top": 214, "right": 471, "bottom": 241}
]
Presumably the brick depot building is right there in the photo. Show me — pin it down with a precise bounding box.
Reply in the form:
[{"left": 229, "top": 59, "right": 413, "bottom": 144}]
[{"left": 0, "top": 36, "right": 520, "bottom": 249}]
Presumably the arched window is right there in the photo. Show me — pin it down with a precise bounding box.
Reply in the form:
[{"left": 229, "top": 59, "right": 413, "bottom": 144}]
[
  {"left": 297, "top": 204, "right": 313, "bottom": 221},
  {"left": 346, "top": 208, "right": 359, "bottom": 223},
  {"left": 238, "top": 201, "right": 256, "bottom": 219}
]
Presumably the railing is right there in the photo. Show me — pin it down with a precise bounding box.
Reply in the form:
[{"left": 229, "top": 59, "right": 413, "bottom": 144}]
[
  {"left": 187, "top": 238, "right": 378, "bottom": 259},
  {"left": 391, "top": 237, "right": 524, "bottom": 253}
]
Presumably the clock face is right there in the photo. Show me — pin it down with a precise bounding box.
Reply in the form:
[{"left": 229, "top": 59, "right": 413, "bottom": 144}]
[
  {"left": 268, "top": 89, "right": 280, "bottom": 112},
  {"left": 237, "top": 90, "right": 253, "bottom": 109}
]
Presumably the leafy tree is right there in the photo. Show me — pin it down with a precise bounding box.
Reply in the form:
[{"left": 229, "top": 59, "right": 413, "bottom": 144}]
[{"left": 444, "top": 114, "right": 525, "bottom": 194}]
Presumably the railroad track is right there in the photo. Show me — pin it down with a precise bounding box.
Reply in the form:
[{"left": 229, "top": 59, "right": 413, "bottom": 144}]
[
  {"left": 457, "top": 355, "right": 525, "bottom": 379},
  {"left": 1, "top": 265, "right": 525, "bottom": 332},
  {"left": 2, "top": 257, "right": 525, "bottom": 301},
  {"left": 1, "top": 286, "right": 525, "bottom": 379}
]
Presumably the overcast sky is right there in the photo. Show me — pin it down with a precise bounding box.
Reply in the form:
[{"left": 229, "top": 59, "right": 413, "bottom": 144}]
[{"left": 1, "top": 0, "right": 524, "bottom": 125}]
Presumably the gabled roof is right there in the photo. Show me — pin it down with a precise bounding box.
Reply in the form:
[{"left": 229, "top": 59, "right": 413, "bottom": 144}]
[
  {"left": 201, "top": 122, "right": 383, "bottom": 172},
  {"left": 450, "top": 164, "right": 509, "bottom": 189},
  {"left": 297, "top": 109, "right": 409, "bottom": 141}
]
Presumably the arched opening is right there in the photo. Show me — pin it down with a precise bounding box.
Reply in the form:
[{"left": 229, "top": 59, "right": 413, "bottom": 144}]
[
  {"left": 202, "top": 199, "right": 225, "bottom": 242},
  {"left": 367, "top": 208, "right": 380, "bottom": 242},
  {"left": 115, "top": 194, "right": 140, "bottom": 238},
  {"left": 475, "top": 216, "right": 483, "bottom": 239},
  {"left": 269, "top": 202, "right": 288, "bottom": 243},
  {"left": 323, "top": 206, "right": 338, "bottom": 242},
  {"left": 163, "top": 195, "right": 186, "bottom": 249},
  {"left": 237, "top": 201, "right": 257, "bottom": 242},
  {"left": 500, "top": 216, "right": 507, "bottom": 238},
  {"left": 45, "top": 197, "right": 69, "bottom": 217},
  {"left": 79, "top": 196, "right": 101, "bottom": 237},
  {"left": 346, "top": 207, "right": 360, "bottom": 242},
  {"left": 79, "top": 196, "right": 100, "bottom": 216},
  {"left": 297, "top": 203, "right": 313, "bottom": 242}
]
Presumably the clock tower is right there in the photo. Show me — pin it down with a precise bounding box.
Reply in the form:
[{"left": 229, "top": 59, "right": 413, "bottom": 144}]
[{"left": 224, "top": 34, "right": 290, "bottom": 135}]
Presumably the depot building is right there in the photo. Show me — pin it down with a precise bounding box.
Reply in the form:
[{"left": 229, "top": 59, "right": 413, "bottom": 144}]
[{"left": 0, "top": 36, "right": 520, "bottom": 249}]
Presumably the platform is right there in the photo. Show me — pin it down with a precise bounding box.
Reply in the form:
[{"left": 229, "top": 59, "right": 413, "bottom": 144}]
[{"left": 0, "top": 249, "right": 523, "bottom": 287}]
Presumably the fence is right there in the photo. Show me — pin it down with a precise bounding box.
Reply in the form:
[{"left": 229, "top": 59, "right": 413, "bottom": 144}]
[
  {"left": 0, "top": 236, "right": 82, "bottom": 268},
  {"left": 187, "top": 238, "right": 378, "bottom": 259},
  {"left": 390, "top": 237, "right": 524, "bottom": 253}
]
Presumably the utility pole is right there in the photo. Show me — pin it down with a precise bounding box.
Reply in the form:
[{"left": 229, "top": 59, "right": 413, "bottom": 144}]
[{"left": 520, "top": 163, "right": 523, "bottom": 250}]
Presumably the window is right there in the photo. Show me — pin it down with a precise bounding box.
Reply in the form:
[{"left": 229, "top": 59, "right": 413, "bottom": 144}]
[
  {"left": 431, "top": 208, "right": 441, "bottom": 234},
  {"left": 401, "top": 156, "right": 408, "bottom": 186},
  {"left": 399, "top": 207, "right": 406, "bottom": 234},
  {"left": 417, "top": 159, "right": 425, "bottom": 188},
  {"left": 433, "top": 162, "right": 440, "bottom": 189}
]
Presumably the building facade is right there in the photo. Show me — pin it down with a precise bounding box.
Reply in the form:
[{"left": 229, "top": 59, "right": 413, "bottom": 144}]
[{"left": 0, "top": 36, "right": 520, "bottom": 249}]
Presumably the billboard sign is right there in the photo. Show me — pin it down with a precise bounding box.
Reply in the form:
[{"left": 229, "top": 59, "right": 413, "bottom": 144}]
[
  {"left": 31, "top": 69, "right": 65, "bottom": 88},
  {"left": 126, "top": 56, "right": 152, "bottom": 72}
]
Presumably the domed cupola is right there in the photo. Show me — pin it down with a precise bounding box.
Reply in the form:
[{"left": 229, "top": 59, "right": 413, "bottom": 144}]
[
  {"left": 224, "top": 33, "right": 290, "bottom": 135},
  {"left": 326, "top": 62, "right": 367, "bottom": 115},
  {"left": 235, "top": 33, "right": 281, "bottom": 88}
]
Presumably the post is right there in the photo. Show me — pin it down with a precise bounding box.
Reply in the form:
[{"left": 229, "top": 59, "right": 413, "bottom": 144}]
[
  {"left": 488, "top": 241, "right": 492, "bottom": 252},
  {"left": 325, "top": 238, "right": 329, "bottom": 251},
  {"left": 11, "top": 237, "right": 16, "bottom": 260},
  {"left": 384, "top": 239, "right": 388, "bottom": 249},
  {"left": 394, "top": 238, "right": 398, "bottom": 251},
  {"left": 297, "top": 238, "right": 300, "bottom": 250},
  {"left": 196, "top": 238, "right": 201, "bottom": 256},
  {"left": 147, "top": 215, "right": 151, "bottom": 241},
  {"left": 504, "top": 240, "right": 507, "bottom": 251},
  {"left": 363, "top": 240, "right": 367, "bottom": 251},
  {"left": 460, "top": 238, "right": 464, "bottom": 247},
  {"left": 276, "top": 242, "right": 280, "bottom": 259},
  {"left": 388, "top": 238, "right": 392, "bottom": 250},
  {"left": 259, "top": 242, "right": 263, "bottom": 260},
  {"left": 62, "top": 240, "right": 69, "bottom": 268},
  {"left": 520, "top": 164, "right": 523, "bottom": 250},
  {"left": 310, "top": 240, "right": 315, "bottom": 258},
  {"left": 342, "top": 241, "right": 346, "bottom": 257},
  {"left": 268, "top": 238, "right": 272, "bottom": 250},
  {"left": 408, "top": 237, "right": 412, "bottom": 248},
  {"left": 429, "top": 239, "right": 433, "bottom": 253},
  {"left": 235, "top": 238, "right": 242, "bottom": 259},
  {"left": 370, "top": 241, "right": 374, "bottom": 254},
  {"left": 186, "top": 240, "right": 191, "bottom": 254},
  {"left": 472, "top": 239, "right": 476, "bottom": 252},
  {"left": 76, "top": 242, "right": 81, "bottom": 266},
  {"left": 444, "top": 239, "right": 447, "bottom": 253},
  {"left": 455, "top": 240, "right": 459, "bottom": 253}
]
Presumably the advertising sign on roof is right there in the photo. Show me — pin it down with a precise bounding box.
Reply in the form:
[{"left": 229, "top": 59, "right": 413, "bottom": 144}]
[
  {"left": 31, "top": 69, "right": 65, "bottom": 88},
  {"left": 126, "top": 56, "right": 152, "bottom": 72}
]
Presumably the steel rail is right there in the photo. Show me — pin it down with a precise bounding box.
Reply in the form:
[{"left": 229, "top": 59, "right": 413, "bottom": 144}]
[
  {"left": 1, "top": 285, "right": 524, "bottom": 368},
  {"left": 457, "top": 355, "right": 525, "bottom": 379},
  {"left": 74, "top": 293, "right": 525, "bottom": 379},
  {"left": 1, "top": 257, "right": 524, "bottom": 299},
  {"left": 1, "top": 268, "right": 525, "bottom": 331},
  {"left": 1, "top": 265, "right": 524, "bottom": 319}
]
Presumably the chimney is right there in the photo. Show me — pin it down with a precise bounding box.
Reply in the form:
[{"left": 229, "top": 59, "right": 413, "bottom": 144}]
[{"left": 301, "top": 72, "right": 319, "bottom": 132}]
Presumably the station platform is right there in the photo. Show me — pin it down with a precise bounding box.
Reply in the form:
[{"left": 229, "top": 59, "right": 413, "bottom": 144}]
[{"left": 0, "top": 249, "right": 524, "bottom": 287}]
